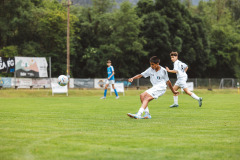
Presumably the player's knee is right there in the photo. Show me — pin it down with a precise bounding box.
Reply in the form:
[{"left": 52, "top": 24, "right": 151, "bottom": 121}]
[
  {"left": 147, "top": 97, "right": 153, "bottom": 102},
  {"left": 143, "top": 96, "right": 152, "bottom": 102},
  {"left": 185, "top": 90, "right": 192, "bottom": 95},
  {"left": 105, "top": 85, "right": 109, "bottom": 89},
  {"left": 140, "top": 93, "right": 145, "bottom": 99}
]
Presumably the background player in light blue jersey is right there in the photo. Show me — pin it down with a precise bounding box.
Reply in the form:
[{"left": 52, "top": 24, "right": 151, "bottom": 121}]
[
  {"left": 166, "top": 52, "right": 202, "bottom": 108},
  {"left": 100, "top": 60, "right": 119, "bottom": 99}
]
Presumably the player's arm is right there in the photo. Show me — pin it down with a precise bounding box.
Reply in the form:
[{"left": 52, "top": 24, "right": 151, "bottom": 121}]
[
  {"left": 166, "top": 80, "right": 179, "bottom": 95},
  {"left": 108, "top": 71, "right": 115, "bottom": 79},
  {"left": 184, "top": 66, "right": 188, "bottom": 72},
  {"left": 165, "top": 66, "right": 177, "bottom": 73},
  {"left": 128, "top": 74, "right": 143, "bottom": 82}
]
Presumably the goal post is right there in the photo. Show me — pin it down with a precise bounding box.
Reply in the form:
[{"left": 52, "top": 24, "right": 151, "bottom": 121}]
[{"left": 219, "top": 78, "right": 235, "bottom": 89}]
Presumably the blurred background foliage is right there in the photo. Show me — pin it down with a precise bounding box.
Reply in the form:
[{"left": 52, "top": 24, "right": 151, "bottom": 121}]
[{"left": 0, "top": 0, "right": 239, "bottom": 78}]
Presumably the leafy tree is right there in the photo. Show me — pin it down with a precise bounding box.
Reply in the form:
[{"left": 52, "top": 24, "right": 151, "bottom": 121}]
[
  {"left": 226, "top": 0, "right": 240, "bottom": 21},
  {"left": 0, "top": 0, "right": 34, "bottom": 48},
  {"left": 36, "top": 0, "right": 77, "bottom": 76},
  {"left": 182, "top": 0, "right": 192, "bottom": 8},
  {"left": 5, "top": 0, "right": 239, "bottom": 79},
  {"left": 33, "top": 2, "right": 68, "bottom": 75},
  {"left": 72, "top": 1, "right": 146, "bottom": 78},
  {"left": 139, "top": 12, "right": 171, "bottom": 68},
  {"left": 136, "top": 0, "right": 210, "bottom": 77},
  {"left": 0, "top": 0, "right": 78, "bottom": 77},
  {"left": 0, "top": 46, "right": 18, "bottom": 57},
  {"left": 71, "top": 0, "right": 115, "bottom": 78},
  {"left": 99, "top": 1, "right": 147, "bottom": 77},
  {"left": 135, "top": 0, "right": 155, "bottom": 17},
  {"left": 92, "top": 0, "right": 115, "bottom": 13},
  {"left": 193, "top": 0, "right": 240, "bottom": 78}
]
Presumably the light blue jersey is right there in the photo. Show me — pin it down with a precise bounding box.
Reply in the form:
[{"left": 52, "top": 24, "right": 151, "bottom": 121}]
[{"left": 107, "top": 66, "right": 114, "bottom": 80}]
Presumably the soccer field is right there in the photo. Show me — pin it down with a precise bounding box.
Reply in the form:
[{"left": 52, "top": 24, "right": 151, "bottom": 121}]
[{"left": 0, "top": 89, "right": 240, "bottom": 160}]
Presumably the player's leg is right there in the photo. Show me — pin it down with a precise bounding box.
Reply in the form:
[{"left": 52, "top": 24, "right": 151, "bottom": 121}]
[
  {"left": 112, "top": 83, "right": 119, "bottom": 99},
  {"left": 104, "top": 83, "right": 109, "bottom": 90},
  {"left": 183, "top": 87, "right": 193, "bottom": 96},
  {"left": 128, "top": 86, "right": 165, "bottom": 119},
  {"left": 100, "top": 82, "right": 109, "bottom": 99},
  {"left": 135, "top": 93, "right": 154, "bottom": 118},
  {"left": 140, "top": 92, "right": 150, "bottom": 114},
  {"left": 128, "top": 92, "right": 153, "bottom": 119},
  {"left": 170, "top": 85, "right": 180, "bottom": 108},
  {"left": 183, "top": 88, "right": 203, "bottom": 107},
  {"left": 141, "top": 94, "right": 154, "bottom": 109},
  {"left": 141, "top": 88, "right": 166, "bottom": 119}
]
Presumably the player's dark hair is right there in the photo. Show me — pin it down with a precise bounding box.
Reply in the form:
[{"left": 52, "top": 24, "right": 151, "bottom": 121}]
[
  {"left": 170, "top": 52, "right": 178, "bottom": 57},
  {"left": 150, "top": 56, "right": 160, "bottom": 64}
]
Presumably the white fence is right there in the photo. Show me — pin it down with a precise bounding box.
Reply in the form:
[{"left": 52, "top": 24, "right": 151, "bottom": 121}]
[{"left": 0, "top": 77, "right": 239, "bottom": 89}]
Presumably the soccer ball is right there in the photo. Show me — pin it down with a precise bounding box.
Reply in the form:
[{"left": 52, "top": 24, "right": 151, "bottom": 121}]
[{"left": 58, "top": 75, "right": 69, "bottom": 86}]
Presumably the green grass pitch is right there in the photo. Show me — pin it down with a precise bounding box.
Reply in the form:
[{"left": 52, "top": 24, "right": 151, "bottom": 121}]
[{"left": 0, "top": 89, "right": 240, "bottom": 160}]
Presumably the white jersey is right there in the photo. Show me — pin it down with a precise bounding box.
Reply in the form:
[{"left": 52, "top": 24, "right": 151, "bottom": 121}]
[
  {"left": 141, "top": 66, "right": 169, "bottom": 89},
  {"left": 173, "top": 60, "right": 188, "bottom": 79}
]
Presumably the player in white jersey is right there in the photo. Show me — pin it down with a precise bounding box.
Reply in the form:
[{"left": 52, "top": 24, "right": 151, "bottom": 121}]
[
  {"left": 166, "top": 52, "right": 203, "bottom": 108},
  {"left": 127, "top": 56, "right": 179, "bottom": 119}
]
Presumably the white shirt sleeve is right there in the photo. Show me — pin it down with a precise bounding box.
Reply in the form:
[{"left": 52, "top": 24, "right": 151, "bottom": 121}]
[
  {"left": 182, "top": 62, "right": 188, "bottom": 70},
  {"left": 141, "top": 67, "right": 151, "bottom": 78},
  {"left": 163, "top": 69, "right": 169, "bottom": 82},
  {"left": 111, "top": 66, "right": 114, "bottom": 71}
]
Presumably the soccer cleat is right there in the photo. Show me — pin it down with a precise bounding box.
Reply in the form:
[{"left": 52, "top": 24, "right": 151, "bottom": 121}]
[
  {"left": 142, "top": 113, "right": 151, "bottom": 119},
  {"left": 127, "top": 113, "right": 136, "bottom": 118},
  {"left": 100, "top": 96, "right": 106, "bottom": 99},
  {"left": 116, "top": 96, "right": 120, "bottom": 99},
  {"left": 169, "top": 104, "right": 179, "bottom": 108},
  {"left": 133, "top": 114, "right": 142, "bottom": 119},
  {"left": 198, "top": 97, "right": 203, "bottom": 107}
]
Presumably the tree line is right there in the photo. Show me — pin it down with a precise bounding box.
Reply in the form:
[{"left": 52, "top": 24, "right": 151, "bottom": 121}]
[{"left": 0, "top": 0, "right": 239, "bottom": 78}]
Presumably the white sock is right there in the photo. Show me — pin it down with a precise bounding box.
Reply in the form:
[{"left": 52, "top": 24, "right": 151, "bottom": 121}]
[
  {"left": 191, "top": 93, "right": 199, "bottom": 100},
  {"left": 144, "top": 107, "right": 149, "bottom": 114},
  {"left": 137, "top": 107, "right": 144, "bottom": 116},
  {"left": 174, "top": 96, "right": 178, "bottom": 105}
]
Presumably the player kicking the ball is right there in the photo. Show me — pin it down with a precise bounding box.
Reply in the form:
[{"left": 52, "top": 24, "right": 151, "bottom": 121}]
[
  {"left": 100, "top": 60, "right": 119, "bottom": 99},
  {"left": 127, "top": 56, "right": 179, "bottom": 119},
  {"left": 166, "top": 52, "right": 203, "bottom": 108}
]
